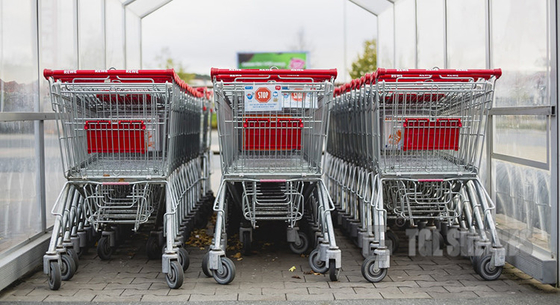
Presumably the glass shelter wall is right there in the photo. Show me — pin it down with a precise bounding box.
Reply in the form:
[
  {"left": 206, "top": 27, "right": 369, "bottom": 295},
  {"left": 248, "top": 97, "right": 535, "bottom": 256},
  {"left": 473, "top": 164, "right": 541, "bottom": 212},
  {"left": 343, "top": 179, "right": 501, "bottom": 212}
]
[
  {"left": 376, "top": 0, "right": 557, "bottom": 285},
  {"left": 0, "top": 0, "right": 147, "bottom": 257}
]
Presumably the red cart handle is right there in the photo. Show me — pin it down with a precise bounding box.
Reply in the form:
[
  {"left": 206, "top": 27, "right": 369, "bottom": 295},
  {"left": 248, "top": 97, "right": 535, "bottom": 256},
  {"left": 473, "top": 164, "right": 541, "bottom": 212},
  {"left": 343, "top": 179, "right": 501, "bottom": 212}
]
[
  {"left": 211, "top": 68, "right": 337, "bottom": 83},
  {"left": 43, "top": 69, "right": 203, "bottom": 97},
  {"left": 373, "top": 68, "right": 502, "bottom": 83}
]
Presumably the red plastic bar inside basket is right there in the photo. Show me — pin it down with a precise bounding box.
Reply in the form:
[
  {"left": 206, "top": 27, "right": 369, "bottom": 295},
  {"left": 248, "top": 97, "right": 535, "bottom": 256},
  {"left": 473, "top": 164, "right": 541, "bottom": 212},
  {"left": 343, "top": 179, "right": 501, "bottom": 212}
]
[
  {"left": 85, "top": 120, "right": 146, "bottom": 154},
  {"left": 243, "top": 118, "right": 303, "bottom": 151},
  {"left": 43, "top": 69, "right": 199, "bottom": 96},
  {"left": 211, "top": 68, "right": 337, "bottom": 83},
  {"left": 371, "top": 68, "right": 502, "bottom": 84},
  {"left": 402, "top": 118, "right": 462, "bottom": 151}
]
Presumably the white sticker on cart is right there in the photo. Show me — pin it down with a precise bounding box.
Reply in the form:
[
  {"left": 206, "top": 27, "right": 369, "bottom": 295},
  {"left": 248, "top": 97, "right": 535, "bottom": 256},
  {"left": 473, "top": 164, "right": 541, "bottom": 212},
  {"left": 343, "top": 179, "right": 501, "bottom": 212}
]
[
  {"left": 244, "top": 85, "right": 282, "bottom": 112},
  {"left": 282, "top": 86, "right": 316, "bottom": 109}
]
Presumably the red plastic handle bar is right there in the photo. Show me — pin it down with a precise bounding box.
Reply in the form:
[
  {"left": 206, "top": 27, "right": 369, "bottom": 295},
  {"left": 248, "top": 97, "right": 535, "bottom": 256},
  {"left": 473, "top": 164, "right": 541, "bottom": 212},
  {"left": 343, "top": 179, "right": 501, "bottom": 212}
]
[
  {"left": 211, "top": 68, "right": 337, "bottom": 83},
  {"left": 373, "top": 68, "right": 502, "bottom": 83},
  {"left": 43, "top": 69, "right": 202, "bottom": 97}
]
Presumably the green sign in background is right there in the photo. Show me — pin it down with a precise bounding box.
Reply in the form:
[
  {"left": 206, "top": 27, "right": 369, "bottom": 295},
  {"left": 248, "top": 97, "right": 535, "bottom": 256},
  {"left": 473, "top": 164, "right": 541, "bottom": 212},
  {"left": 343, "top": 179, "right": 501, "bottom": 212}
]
[{"left": 237, "top": 52, "right": 308, "bottom": 69}]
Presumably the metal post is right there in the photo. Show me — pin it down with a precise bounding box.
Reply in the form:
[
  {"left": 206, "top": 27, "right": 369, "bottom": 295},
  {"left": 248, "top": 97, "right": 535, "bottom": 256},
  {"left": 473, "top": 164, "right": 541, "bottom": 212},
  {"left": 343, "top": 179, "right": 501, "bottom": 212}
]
[
  {"left": 552, "top": 0, "right": 560, "bottom": 288},
  {"left": 34, "top": 0, "right": 47, "bottom": 233}
]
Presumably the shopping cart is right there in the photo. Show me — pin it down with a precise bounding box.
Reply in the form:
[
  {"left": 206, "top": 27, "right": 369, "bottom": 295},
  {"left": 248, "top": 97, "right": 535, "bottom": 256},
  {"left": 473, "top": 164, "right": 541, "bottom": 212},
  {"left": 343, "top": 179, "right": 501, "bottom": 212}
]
[
  {"left": 326, "top": 68, "right": 504, "bottom": 282},
  {"left": 42, "top": 69, "right": 212, "bottom": 290},
  {"left": 205, "top": 68, "right": 342, "bottom": 284}
]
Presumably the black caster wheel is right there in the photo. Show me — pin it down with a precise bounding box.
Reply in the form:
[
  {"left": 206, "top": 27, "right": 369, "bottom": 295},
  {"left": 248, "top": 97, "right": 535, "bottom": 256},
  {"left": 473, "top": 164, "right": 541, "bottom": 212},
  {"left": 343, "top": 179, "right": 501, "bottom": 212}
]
[
  {"left": 146, "top": 236, "right": 161, "bottom": 260},
  {"left": 166, "top": 260, "right": 184, "bottom": 289},
  {"left": 97, "top": 236, "right": 114, "bottom": 260},
  {"left": 178, "top": 247, "right": 190, "bottom": 271},
  {"left": 289, "top": 231, "right": 309, "bottom": 255},
  {"left": 201, "top": 252, "right": 212, "bottom": 277},
  {"left": 47, "top": 261, "right": 61, "bottom": 290},
  {"left": 309, "top": 248, "right": 328, "bottom": 274},
  {"left": 212, "top": 257, "right": 236, "bottom": 285},
  {"left": 361, "top": 255, "right": 387, "bottom": 283},
  {"left": 328, "top": 259, "right": 340, "bottom": 281},
  {"left": 60, "top": 253, "right": 77, "bottom": 281},
  {"left": 477, "top": 254, "right": 503, "bottom": 281}
]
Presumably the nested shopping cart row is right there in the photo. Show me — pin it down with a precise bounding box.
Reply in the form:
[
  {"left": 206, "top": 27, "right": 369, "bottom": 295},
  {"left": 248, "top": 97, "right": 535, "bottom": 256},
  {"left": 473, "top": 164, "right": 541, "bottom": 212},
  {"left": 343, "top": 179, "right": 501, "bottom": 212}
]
[
  {"left": 325, "top": 68, "right": 505, "bottom": 282},
  {"left": 205, "top": 68, "right": 342, "bottom": 284},
  {"left": 42, "top": 69, "right": 214, "bottom": 290}
]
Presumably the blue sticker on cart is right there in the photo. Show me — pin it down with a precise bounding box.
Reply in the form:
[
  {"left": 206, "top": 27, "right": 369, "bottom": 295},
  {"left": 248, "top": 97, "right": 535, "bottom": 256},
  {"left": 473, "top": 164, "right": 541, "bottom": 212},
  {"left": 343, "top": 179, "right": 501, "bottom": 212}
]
[{"left": 245, "top": 86, "right": 253, "bottom": 90}]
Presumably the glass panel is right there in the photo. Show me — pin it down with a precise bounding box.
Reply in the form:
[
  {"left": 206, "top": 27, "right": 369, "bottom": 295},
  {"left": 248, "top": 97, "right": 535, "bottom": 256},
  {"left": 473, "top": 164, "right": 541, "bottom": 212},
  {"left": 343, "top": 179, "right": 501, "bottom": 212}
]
[
  {"left": 40, "top": 0, "right": 78, "bottom": 113},
  {"left": 106, "top": 0, "right": 125, "bottom": 69},
  {"left": 394, "top": 0, "right": 415, "bottom": 68},
  {"left": 446, "top": 0, "right": 486, "bottom": 68},
  {"left": 378, "top": 5, "right": 394, "bottom": 68},
  {"left": 0, "top": 0, "right": 38, "bottom": 112},
  {"left": 494, "top": 115, "right": 547, "bottom": 163},
  {"left": 494, "top": 160, "right": 551, "bottom": 253},
  {"left": 78, "top": 0, "right": 105, "bottom": 69},
  {"left": 125, "top": 10, "right": 141, "bottom": 68},
  {"left": 44, "top": 120, "right": 65, "bottom": 227},
  {"left": 416, "top": 0, "right": 444, "bottom": 69},
  {"left": 491, "top": 0, "right": 548, "bottom": 107},
  {"left": 0, "top": 122, "right": 40, "bottom": 253}
]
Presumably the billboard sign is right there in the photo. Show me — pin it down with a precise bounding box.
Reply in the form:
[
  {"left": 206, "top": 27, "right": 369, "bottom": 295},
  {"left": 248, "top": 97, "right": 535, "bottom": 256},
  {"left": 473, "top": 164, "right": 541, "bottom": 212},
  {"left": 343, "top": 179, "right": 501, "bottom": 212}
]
[{"left": 237, "top": 52, "right": 308, "bottom": 69}]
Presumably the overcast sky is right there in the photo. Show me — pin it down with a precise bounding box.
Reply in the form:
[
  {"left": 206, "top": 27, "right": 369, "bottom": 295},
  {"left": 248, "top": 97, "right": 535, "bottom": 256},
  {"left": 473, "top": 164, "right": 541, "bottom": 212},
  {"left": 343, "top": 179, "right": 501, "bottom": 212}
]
[{"left": 141, "top": 0, "right": 377, "bottom": 82}]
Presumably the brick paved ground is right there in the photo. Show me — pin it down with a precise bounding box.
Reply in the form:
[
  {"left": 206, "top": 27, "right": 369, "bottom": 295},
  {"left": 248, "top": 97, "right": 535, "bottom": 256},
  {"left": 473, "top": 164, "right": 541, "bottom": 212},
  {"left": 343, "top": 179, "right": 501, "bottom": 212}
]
[{"left": 0, "top": 223, "right": 558, "bottom": 303}]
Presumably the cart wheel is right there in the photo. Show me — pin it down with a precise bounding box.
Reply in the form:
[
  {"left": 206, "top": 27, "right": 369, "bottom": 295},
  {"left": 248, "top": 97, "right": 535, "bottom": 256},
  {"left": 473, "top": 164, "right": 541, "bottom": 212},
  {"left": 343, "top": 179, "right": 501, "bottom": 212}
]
[
  {"left": 201, "top": 252, "right": 212, "bottom": 277},
  {"left": 212, "top": 257, "right": 236, "bottom": 285},
  {"left": 471, "top": 256, "right": 480, "bottom": 274},
  {"left": 76, "top": 245, "right": 89, "bottom": 257},
  {"left": 309, "top": 248, "right": 328, "bottom": 274},
  {"left": 97, "top": 236, "right": 113, "bottom": 260},
  {"left": 242, "top": 231, "right": 251, "bottom": 256},
  {"left": 67, "top": 248, "right": 79, "bottom": 271},
  {"left": 289, "top": 231, "right": 309, "bottom": 255},
  {"left": 60, "top": 254, "right": 76, "bottom": 281},
  {"left": 146, "top": 236, "right": 161, "bottom": 260},
  {"left": 47, "top": 261, "right": 61, "bottom": 290},
  {"left": 361, "top": 255, "right": 387, "bottom": 283},
  {"left": 166, "top": 260, "right": 184, "bottom": 289},
  {"left": 178, "top": 247, "right": 190, "bottom": 271},
  {"left": 477, "top": 254, "right": 503, "bottom": 281},
  {"left": 328, "top": 259, "right": 340, "bottom": 281},
  {"left": 394, "top": 218, "right": 408, "bottom": 229},
  {"left": 386, "top": 230, "right": 399, "bottom": 254}
]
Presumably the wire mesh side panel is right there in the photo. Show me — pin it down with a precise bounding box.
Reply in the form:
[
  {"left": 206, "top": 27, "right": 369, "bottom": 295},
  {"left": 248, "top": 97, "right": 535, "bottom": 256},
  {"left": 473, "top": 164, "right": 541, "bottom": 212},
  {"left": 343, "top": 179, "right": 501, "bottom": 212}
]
[
  {"left": 50, "top": 82, "right": 177, "bottom": 179},
  {"left": 375, "top": 79, "right": 495, "bottom": 176},
  {"left": 215, "top": 81, "right": 332, "bottom": 177}
]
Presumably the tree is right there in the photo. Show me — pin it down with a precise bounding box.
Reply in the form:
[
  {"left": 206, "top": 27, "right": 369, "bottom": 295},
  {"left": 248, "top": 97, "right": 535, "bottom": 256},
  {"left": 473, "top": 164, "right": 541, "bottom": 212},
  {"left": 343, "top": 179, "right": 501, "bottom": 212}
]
[
  {"left": 154, "top": 47, "right": 195, "bottom": 83},
  {"left": 349, "top": 39, "right": 377, "bottom": 79}
]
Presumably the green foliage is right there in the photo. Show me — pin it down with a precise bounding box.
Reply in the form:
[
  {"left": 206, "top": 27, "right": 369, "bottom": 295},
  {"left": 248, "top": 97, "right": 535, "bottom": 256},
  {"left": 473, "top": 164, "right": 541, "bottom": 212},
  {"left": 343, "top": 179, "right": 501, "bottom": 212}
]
[
  {"left": 349, "top": 39, "right": 377, "bottom": 80},
  {"left": 155, "top": 47, "right": 195, "bottom": 83}
]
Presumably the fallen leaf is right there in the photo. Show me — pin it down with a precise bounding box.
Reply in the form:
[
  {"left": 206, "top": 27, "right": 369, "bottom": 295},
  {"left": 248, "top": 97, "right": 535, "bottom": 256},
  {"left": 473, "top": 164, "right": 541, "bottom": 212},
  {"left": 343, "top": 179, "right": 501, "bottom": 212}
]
[
  {"left": 289, "top": 266, "right": 296, "bottom": 272},
  {"left": 292, "top": 275, "right": 301, "bottom": 279}
]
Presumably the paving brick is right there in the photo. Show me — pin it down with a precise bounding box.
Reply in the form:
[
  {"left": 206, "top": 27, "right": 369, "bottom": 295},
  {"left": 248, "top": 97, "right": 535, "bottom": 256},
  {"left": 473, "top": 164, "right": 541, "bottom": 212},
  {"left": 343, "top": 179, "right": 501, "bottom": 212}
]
[
  {"left": 141, "top": 294, "right": 190, "bottom": 302},
  {"left": 309, "top": 287, "right": 355, "bottom": 295},
  {"left": 416, "top": 280, "right": 462, "bottom": 288},
  {"left": 0, "top": 294, "right": 47, "bottom": 302},
  {"left": 43, "top": 293, "right": 95, "bottom": 302},
  {"left": 334, "top": 291, "right": 382, "bottom": 300},
  {"left": 373, "top": 280, "right": 419, "bottom": 288},
  {"left": 428, "top": 291, "right": 479, "bottom": 299},
  {"left": 238, "top": 293, "right": 286, "bottom": 301},
  {"left": 92, "top": 295, "right": 142, "bottom": 302},
  {"left": 381, "top": 291, "right": 431, "bottom": 299},
  {"left": 189, "top": 293, "right": 238, "bottom": 301},
  {"left": 77, "top": 288, "right": 125, "bottom": 296},
  {"left": 286, "top": 292, "right": 334, "bottom": 301},
  {"left": 262, "top": 287, "right": 308, "bottom": 295},
  {"left": 328, "top": 281, "right": 373, "bottom": 289}
]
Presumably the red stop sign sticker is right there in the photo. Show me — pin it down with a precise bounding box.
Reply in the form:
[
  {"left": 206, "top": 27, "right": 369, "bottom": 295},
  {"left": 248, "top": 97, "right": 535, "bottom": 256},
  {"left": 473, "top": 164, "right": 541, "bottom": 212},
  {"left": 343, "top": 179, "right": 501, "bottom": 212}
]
[{"left": 255, "top": 87, "right": 271, "bottom": 103}]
